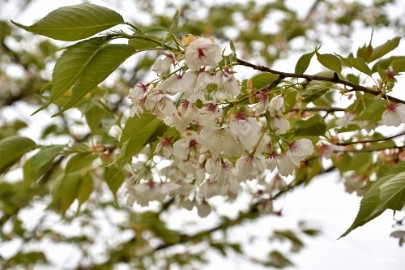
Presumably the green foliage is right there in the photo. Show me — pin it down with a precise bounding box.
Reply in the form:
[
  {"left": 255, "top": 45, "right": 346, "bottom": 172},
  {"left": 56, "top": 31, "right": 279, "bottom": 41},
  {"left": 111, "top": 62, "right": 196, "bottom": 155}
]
[
  {"left": 367, "top": 37, "right": 401, "bottom": 63},
  {"left": 50, "top": 153, "right": 97, "bottom": 214},
  {"left": 12, "top": 4, "right": 124, "bottom": 41},
  {"left": 59, "top": 44, "right": 135, "bottom": 113},
  {"left": 294, "top": 115, "right": 326, "bottom": 137},
  {"left": 50, "top": 37, "right": 108, "bottom": 102},
  {"left": 0, "top": 136, "right": 36, "bottom": 173},
  {"left": 341, "top": 161, "right": 405, "bottom": 238},
  {"left": 23, "top": 145, "right": 64, "bottom": 188},
  {"left": 295, "top": 51, "right": 315, "bottom": 74},
  {"left": 119, "top": 112, "right": 163, "bottom": 161},
  {"left": 339, "top": 56, "right": 372, "bottom": 76},
  {"left": 316, "top": 52, "right": 342, "bottom": 73},
  {"left": 250, "top": 72, "right": 278, "bottom": 89}
]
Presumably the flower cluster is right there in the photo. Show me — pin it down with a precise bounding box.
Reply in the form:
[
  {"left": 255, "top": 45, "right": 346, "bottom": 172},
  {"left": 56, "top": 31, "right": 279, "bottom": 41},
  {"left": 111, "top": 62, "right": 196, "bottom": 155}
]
[{"left": 126, "top": 36, "right": 314, "bottom": 214}]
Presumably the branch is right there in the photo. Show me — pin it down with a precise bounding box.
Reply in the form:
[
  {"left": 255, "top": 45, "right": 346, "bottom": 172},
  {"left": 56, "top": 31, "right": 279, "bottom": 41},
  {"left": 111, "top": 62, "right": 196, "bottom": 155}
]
[
  {"left": 236, "top": 58, "right": 405, "bottom": 104},
  {"left": 334, "top": 145, "right": 404, "bottom": 153},
  {"left": 335, "top": 130, "right": 405, "bottom": 146}
]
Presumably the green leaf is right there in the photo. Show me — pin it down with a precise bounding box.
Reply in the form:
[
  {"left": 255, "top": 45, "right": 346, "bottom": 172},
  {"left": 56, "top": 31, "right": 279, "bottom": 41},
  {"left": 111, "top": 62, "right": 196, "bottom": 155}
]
[
  {"left": 340, "top": 161, "right": 405, "bottom": 238},
  {"left": 128, "top": 35, "right": 160, "bottom": 51},
  {"left": 84, "top": 100, "right": 106, "bottom": 133},
  {"left": 357, "top": 43, "right": 373, "bottom": 62},
  {"left": 51, "top": 37, "right": 107, "bottom": 102},
  {"left": 392, "top": 58, "right": 405, "bottom": 73},
  {"left": 368, "top": 37, "right": 401, "bottom": 63},
  {"left": 104, "top": 166, "right": 126, "bottom": 202},
  {"left": 0, "top": 136, "right": 36, "bottom": 173},
  {"left": 119, "top": 112, "right": 163, "bottom": 160},
  {"left": 23, "top": 145, "right": 64, "bottom": 188},
  {"left": 355, "top": 99, "right": 387, "bottom": 125},
  {"left": 301, "top": 80, "right": 333, "bottom": 103},
  {"left": 59, "top": 44, "right": 135, "bottom": 113},
  {"left": 77, "top": 173, "right": 94, "bottom": 210},
  {"left": 51, "top": 153, "right": 97, "bottom": 214},
  {"left": 12, "top": 3, "right": 124, "bottom": 41},
  {"left": 250, "top": 72, "right": 278, "bottom": 89},
  {"left": 340, "top": 56, "right": 372, "bottom": 76},
  {"left": 316, "top": 53, "right": 342, "bottom": 73},
  {"left": 346, "top": 152, "right": 372, "bottom": 174},
  {"left": 294, "top": 114, "right": 326, "bottom": 137},
  {"left": 295, "top": 51, "right": 315, "bottom": 74}
]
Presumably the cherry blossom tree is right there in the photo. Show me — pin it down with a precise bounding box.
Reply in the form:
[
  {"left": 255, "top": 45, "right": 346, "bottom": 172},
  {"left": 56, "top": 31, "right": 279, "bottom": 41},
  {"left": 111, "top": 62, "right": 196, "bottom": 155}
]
[{"left": 1, "top": 0, "right": 405, "bottom": 268}]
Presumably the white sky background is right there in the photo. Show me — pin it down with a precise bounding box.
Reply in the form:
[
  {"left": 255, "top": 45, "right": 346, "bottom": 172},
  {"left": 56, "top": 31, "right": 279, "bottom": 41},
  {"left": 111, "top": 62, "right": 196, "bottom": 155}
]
[{"left": 2, "top": 0, "right": 405, "bottom": 269}]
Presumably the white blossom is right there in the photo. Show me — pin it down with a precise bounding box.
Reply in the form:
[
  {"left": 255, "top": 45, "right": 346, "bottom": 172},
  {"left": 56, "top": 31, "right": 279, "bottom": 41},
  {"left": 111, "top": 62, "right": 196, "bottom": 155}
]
[
  {"left": 268, "top": 95, "right": 290, "bottom": 134},
  {"left": 185, "top": 37, "right": 222, "bottom": 70},
  {"left": 196, "top": 102, "right": 222, "bottom": 127},
  {"left": 269, "top": 115, "right": 290, "bottom": 134},
  {"left": 269, "top": 95, "right": 285, "bottom": 115},
  {"left": 276, "top": 154, "right": 295, "bottom": 176},
  {"left": 381, "top": 103, "right": 405, "bottom": 127},
  {"left": 276, "top": 139, "right": 314, "bottom": 176},
  {"left": 229, "top": 112, "right": 262, "bottom": 150},
  {"left": 172, "top": 132, "right": 199, "bottom": 160},
  {"left": 159, "top": 71, "right": 198, "bottom": 95},
  {"left": 152, "top": 53, "right": 174, "bottom": 75},
  {"left": 234, "top": 154, "right": 265, "bottom": 180},
  {"left": 191, "top": 71, "right": 216, "bottom": 102},
  {"left": 215, "top": 69, "right": 241, "bottom": 99},
  {"left": 196, "top": 201, "right": 212, "bottom": 217},
  {"left": 199, "top": 125, "right": 244, "bottom": 157},
  {"left": 253, "top": 92, "right": 269, "bottom": 116},
  {"left": 318, "top": 142, "right": 344, "bottom": 158},
  {"left": 144, "top": 89, "right": 177, "bottom": 120},
  {"left": 155, "top": 137, "right": 173, "bottom": 158},
  {"left": 287, "top": 139, "right": 314, "bottom": 166},
  {"left": 344, "top": 174, "right": 367, "bottom": 196},
  {"left": 129, "top": 83, "right": 147, "bottom": 116}
]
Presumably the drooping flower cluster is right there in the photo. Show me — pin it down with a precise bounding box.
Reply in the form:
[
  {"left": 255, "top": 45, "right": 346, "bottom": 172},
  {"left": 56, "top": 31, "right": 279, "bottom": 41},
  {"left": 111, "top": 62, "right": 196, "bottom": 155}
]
[{"left": 126, "top": 36, "right": 315, "bottom": 214}]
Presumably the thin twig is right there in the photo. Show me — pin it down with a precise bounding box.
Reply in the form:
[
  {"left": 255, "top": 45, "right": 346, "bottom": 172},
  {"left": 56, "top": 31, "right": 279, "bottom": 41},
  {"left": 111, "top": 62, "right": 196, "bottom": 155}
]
[
  {"left": 236, "top": 58, "right": 405, "bottom": 104},
  {"left": 335, "top": 130, "right": 405, "bottom": 146}
]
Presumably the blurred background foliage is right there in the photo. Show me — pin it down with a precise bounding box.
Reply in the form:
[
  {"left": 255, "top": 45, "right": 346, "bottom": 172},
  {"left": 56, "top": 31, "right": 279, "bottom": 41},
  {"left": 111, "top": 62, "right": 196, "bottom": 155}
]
[{"left": 0, "top": 0, "right": 404, "bottom": 269}]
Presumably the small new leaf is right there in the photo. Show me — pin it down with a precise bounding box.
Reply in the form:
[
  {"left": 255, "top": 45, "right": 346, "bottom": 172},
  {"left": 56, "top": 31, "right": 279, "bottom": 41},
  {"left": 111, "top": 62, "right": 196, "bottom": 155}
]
[{"left": 295, "top": 51, "right": 315, "bottom": 74}]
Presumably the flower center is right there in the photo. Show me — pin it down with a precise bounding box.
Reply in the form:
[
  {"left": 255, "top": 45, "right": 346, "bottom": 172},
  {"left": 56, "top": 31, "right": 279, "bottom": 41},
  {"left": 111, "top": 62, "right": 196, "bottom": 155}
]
[
  {"left": 189, "top": 139, "right": 198, "bottom": 149},
  {"left": 387, "top": 103, "right": 397, "bottom": 112},
  {"left": 198, "top": 48, "right": 206, "bottom": 59}
]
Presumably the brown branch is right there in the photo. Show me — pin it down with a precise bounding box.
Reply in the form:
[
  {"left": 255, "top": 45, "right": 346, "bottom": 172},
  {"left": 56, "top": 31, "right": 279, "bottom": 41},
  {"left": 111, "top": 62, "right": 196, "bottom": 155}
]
[
  {"left": 334, "top": 145, "right": 404, "bottom": 153},
  {"left": 335, "top": 130, "right": 405, "bottom": 146},
  {"left": 236, "top": 58, "right": 405, "bottom": 105}
]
